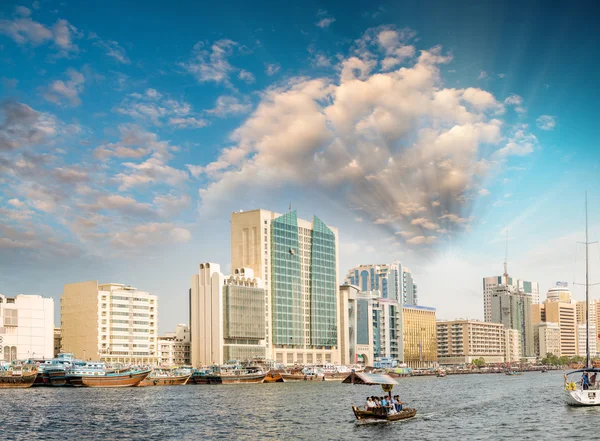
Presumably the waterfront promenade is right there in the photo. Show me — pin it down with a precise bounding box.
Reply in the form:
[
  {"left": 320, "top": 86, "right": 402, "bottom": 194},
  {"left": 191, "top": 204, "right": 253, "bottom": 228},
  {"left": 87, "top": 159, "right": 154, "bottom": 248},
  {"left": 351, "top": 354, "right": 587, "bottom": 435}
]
[{"left": 0, "top": 371, "right": 585, "bottom": 440}]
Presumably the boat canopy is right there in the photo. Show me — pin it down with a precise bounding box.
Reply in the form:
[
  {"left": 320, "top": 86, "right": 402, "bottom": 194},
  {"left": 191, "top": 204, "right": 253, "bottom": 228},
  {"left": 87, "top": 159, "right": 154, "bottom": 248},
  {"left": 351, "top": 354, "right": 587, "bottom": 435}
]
[
  {"left": 566, "top": 368, "right": 600, "bottom": 375},
  {"left": 342, "top": 372, "right": 399, "bottom": 385}
]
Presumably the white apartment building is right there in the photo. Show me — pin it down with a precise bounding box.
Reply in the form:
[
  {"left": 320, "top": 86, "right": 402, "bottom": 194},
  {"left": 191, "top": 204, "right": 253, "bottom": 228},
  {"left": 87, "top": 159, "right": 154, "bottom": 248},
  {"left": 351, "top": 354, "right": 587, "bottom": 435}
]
[
  {"left": 505, "top": 328, "right": 522, "bottom": 363},
  {"left": 437, "top": 319, "right": 505, "bottom": 365},
  {"left": 230, "top": 209, "right": 340, "bottom": 365},
  {"left": 577, "top": 323, "right": 598, "bottom": 357},
  {"left": 190, "top": 265, "right": 267, "bottom": 366},
  {"left": 158, "top": 324, "right": 191, "bottom": 366},
  {"left": 338, "top": 284, "right": 374, "bottom": 366},
  {"left": 0, "top": 294, "right": 54, "bottom": 361},
  {"left": 483, "top": 274, "right": 539, "bottom": 322},
  {"left": 61, "top": 281, "right": 158, "bottom": 364}
]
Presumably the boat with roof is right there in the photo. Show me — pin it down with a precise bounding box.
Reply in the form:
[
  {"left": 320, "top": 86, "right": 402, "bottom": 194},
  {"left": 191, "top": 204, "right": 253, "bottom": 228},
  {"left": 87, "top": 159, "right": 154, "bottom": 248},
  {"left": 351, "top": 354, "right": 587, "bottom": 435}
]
[
  {"left": 66, "top": 361, "right": 150, "bottom": 387},
  {"left": 0, "top": 361, "right": 38, "bottom": 388},
  {"left": 343, "top": 371, "right": 417, "bottom": 422},
  {"left": 138, "top": 367, "right": 192, "bottom": 386},
  {"left": 190, "top": 364, "right": 266, "bottom": 384},
  {"left": 37, "top": 353, "right": 76, "bottom": 386},
  {"left": 563, "top": 194, "right": 600, "bottom": 406}
]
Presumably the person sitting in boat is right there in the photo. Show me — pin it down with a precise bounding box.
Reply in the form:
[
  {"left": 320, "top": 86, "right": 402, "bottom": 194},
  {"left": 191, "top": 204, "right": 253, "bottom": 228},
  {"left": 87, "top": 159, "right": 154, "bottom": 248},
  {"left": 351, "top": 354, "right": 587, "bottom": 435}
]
[
  {"left": 590, "top": 372, "right": 597, "bottom": 388},
  {"left": 364, "top": 397, "right": 375, "bottom": 411},
  {"left": 380, "top": 396, "right": 389, "bottom": 414},
  {"left": 393, "top": 395, "right": 403, "bottom": 412}
]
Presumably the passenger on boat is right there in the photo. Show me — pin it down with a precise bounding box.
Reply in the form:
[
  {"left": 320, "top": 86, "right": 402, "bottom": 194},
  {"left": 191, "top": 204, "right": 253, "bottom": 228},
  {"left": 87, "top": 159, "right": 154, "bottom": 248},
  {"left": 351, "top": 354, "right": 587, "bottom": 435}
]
[
  {"left": 590, "top": 372, "right": 597, "bottom": 387},
  {"left": 582, "top": 372, "right": 591, "bottom": 390},
  {"left": 380, "top": 397, "right": 389, "bottom": 414},
  {"left": 393, "top": 395, "right": 403, "bottom": 412},
  {"left": 364, "top": 397, "right": 375, "bottom": 411}
]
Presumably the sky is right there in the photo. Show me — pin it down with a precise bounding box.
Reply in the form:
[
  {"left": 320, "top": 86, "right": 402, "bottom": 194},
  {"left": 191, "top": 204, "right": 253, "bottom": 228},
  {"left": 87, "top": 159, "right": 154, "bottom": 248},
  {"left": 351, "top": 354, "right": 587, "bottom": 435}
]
[{"left": 1, "top": 0, "right": 599, "bottom": 333}]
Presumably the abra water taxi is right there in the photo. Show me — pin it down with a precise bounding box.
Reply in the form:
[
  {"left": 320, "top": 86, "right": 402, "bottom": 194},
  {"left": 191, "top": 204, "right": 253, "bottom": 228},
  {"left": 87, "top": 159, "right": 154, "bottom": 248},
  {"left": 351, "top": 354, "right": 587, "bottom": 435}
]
[
  {"left": 67, "top": 361, "right": 150, "bottom": 387},
  {"left": 343, "top": 372, "right": 417, "bottom": 422}
]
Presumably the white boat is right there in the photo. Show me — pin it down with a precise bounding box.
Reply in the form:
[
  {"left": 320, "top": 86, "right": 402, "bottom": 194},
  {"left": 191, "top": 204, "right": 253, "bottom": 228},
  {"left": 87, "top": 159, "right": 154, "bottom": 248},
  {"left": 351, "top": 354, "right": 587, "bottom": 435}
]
[{"left": 563, "top": 194, "right": 599, "bottom": 406}]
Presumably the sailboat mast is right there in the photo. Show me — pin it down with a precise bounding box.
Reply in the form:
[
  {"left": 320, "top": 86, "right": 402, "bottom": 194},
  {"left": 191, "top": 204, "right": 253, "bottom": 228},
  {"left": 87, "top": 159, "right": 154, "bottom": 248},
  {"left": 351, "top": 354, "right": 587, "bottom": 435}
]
[{"left": 585, "top": 193, "right": 590, "bottom": 369}]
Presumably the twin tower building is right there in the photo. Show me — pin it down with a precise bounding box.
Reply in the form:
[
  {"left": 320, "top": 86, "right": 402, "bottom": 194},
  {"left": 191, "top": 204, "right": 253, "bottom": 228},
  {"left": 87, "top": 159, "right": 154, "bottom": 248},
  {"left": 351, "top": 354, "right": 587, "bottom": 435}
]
[{"left": 189, "top": 208, "right": 432, "bottom": 368}]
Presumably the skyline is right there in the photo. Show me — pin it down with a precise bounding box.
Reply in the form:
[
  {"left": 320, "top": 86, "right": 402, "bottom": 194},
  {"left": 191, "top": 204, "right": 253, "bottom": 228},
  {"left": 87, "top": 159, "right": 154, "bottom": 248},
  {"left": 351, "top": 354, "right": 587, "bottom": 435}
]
[{"left": 1, "top": 0, "right": 600, "bottom": 333}]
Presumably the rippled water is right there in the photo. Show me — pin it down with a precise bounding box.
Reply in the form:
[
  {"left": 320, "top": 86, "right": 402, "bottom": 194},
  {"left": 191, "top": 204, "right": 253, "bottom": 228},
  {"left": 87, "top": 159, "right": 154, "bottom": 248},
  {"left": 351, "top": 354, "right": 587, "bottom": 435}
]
[{"left": 0, "top": 371, "right": 596, "bottom": 440}]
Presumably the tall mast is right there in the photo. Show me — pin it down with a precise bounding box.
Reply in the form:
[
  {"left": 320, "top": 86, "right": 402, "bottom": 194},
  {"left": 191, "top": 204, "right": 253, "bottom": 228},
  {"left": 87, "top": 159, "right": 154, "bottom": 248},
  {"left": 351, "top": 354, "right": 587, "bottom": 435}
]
[
  {"left": 504, "top": 229, "right": 509, "bottom": 285},
  {"left": 586, "top": 192, "right": 590, "bottom": 369}
]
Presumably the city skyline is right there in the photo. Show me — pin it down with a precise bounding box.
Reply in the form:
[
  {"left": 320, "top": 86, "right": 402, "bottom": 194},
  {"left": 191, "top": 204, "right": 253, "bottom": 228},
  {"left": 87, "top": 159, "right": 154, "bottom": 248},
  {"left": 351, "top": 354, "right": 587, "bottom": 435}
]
[{"left": 1, "top": 0, "right": 600, "bottom": 333}]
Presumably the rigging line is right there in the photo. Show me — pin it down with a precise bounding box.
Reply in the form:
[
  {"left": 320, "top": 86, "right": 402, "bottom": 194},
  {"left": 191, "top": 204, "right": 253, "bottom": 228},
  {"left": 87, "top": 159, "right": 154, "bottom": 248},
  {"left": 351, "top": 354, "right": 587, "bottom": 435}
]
[{"left": 573, "top": 241, "right": 579, "bottom": 287}]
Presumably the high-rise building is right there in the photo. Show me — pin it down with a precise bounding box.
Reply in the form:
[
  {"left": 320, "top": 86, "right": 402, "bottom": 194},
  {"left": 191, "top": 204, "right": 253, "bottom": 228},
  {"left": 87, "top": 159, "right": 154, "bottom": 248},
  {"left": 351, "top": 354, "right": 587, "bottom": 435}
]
[
  {"left": 541, "top": 300, "right": 577, "bottom": 357},
  {"left": 534, "top": 322, "right": 560, "bottom": 358},
  {"left": 231, "top": 209, "right": 340, "bottom": 365},
  {"left": 190, "top": 264, "right": 266, "bottom": 366},
  {"left": 436, "top": 319, "right": 505, "bottom": 365},
  {"left": 483, "top": 273, "right": 539, "bottom": 322},
  {"left": 61, "top": 281, "right": 158, "bottom": 364},
  {"left": 577, "top": 323, "right": 598, "bottom": 357},
  {"left": 345, "top": 262, "right": 418, "bottom": 306},
  {"left": 158, "top": 324, "right": 191, "bottom": 366},
  {"left": 401, "top": 305, "right": 437, "bottom": 368},
  {"left": 0, "top": 294, "right": 54, "bottom": 361},
  {"left": 505, "top": 328, "right": 522, "bottom": 363},
  {"left": 490, "top": 285, "right": 534, "bottom": 358},
  {"left": 338, "top": 285, "right": 374, "bottom": 366}
]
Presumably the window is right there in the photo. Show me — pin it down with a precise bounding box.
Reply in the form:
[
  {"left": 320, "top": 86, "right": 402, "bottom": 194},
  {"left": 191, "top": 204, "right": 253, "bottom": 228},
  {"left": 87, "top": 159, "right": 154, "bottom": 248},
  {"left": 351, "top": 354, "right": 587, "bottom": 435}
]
[{"left": 3, "top": 309, "right": 17, "bottom": 327}]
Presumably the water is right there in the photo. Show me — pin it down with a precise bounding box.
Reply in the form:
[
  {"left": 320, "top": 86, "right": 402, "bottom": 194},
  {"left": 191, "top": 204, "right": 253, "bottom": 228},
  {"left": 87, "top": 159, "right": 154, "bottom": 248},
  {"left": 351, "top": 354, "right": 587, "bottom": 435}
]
[{"left": 0, "top": 371, "right": 595, "bottom": 440}]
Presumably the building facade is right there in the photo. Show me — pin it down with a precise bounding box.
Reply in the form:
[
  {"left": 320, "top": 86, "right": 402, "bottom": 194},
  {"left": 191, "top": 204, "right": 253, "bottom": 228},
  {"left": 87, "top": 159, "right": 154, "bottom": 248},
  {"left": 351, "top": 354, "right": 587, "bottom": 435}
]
[
  {"left": 54, "top": 327, "right": 62, "bottom": 357},
  {"left": 190, "top": 264, "right": 266, "bottom": 366},
  {"left": 537, "top": 299, "right": 577, "bottom": 357},
  {"left": 231, "top": 209, "right": 340, "bottom": 365},
  {"left": 61, "top": 281, "right": 158, "bottom": 364},
  {"left": 577, "top": 323, "right": 598, "bottom": 358},
  {"left": 401, "top": 305, "right": 437, "bottom": 368},
  {"left": 484, "top": 274, "right": 539, "bottom": 323},
  {"left": 345, "top": 262, "right": 418, "bottom": 306},
  {"left": 437, "top": 320, "right": 505, "bottom": 365},
  {"left": 0, "top": 294, "right": 54, "bottom": 361},
  {"left": 490, "top": 285, "right": 534, "bottom": 358},
  {"left": 534, "top": 322, "right": 560, "bottom": 358},
  {"left": 338, "top": 285, "right": 374, "bottom": 366},
  {"left": 158, "top": 324, "right": 191, "bottom": 366},
  {"left": 505, "top": 328, "right": 522, "bottom": 363}
]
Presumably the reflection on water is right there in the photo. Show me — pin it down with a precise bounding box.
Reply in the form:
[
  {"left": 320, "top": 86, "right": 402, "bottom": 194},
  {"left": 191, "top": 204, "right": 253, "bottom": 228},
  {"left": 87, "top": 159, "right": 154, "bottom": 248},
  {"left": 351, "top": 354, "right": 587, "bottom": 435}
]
[{"left": 0, "top": 372, "right": 596, "bottom": 440}]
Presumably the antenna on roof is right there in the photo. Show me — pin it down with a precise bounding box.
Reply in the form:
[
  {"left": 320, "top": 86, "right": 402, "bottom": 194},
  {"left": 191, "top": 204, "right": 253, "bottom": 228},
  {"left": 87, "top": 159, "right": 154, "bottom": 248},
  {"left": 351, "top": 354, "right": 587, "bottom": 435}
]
[{"left": 504, "top": 229, "right": 509, "bottom": 284}]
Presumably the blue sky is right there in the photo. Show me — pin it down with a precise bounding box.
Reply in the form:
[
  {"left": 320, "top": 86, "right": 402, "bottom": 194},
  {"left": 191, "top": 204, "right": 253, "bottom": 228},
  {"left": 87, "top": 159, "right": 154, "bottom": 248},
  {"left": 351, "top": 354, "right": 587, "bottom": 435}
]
[{"left": 1, "top": 0, "right": 599, "bottom": 332}]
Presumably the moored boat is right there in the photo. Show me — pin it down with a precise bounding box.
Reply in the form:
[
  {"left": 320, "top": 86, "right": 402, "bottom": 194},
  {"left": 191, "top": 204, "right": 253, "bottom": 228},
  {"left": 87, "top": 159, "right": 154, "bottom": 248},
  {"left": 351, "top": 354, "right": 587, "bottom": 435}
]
[
  {"left": 138, "top": 368, "right": 191, "bottom": 387},
  {"left": 0, "top": 362, "right": 38, "bottom": 389},
  {"left": 190, "top": 365, "right": 265, "bottom": 384},
  {"left": 263, "top": 370, "right": 284, "bottom": 383},
  {"left": 67, "top": 361, "right": 150, "bottom": 387}
]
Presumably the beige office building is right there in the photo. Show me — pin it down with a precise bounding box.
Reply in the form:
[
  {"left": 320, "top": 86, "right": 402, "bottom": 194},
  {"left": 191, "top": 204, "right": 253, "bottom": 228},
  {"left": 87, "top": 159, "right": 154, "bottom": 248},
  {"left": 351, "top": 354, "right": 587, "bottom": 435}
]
[
  {"left": 158, "top": 324, "right": 191, "bottom": 366},
  {"left": 538, "top": 301, "right": 577, "bottom": 357},
  {"left": 61, "top": 281, "right": 158, "bottom": 364},
  {"left": 534, "top": 322, "right": 560, "bottom": 357},
  {"left": 402, "top": 306, "right": 437, "bottom": 368},
  {"left": 231, "top": 209, "right": 340, "bottom": 365},
  {"left": 505, "top": 328, "right": 522, "bottom": 363},
  {"left": 437, "top": 320, "right": 505, "bottom": 365},
  {"left": 190, "top": 264, "right": 267, "bottom": 366}
]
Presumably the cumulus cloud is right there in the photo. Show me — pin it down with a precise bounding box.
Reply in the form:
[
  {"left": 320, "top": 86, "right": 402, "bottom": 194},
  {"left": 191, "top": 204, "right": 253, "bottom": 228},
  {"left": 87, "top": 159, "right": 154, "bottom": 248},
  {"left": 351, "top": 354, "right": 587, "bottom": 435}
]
[
  {"left": 0, "top": 15, "right": 80, "bottom": 55},
  {"left": 115, "top": 89, "right": 207, "bottom": 128},
  {"left": 0, "top": 101, "right": 61, "bottom": 151},
  {"left": 238, "top": 69, "right": 255, "bottom": 83},
  {"left": 477, "top": 71, "right": 487, "bottom": 80},
  {"left": 316, "top": 17, "right": 336, "bottom": 28},
  {"left": 536, "top": 115, "right": 556, "bottom": 131},
  {"left": 207, "top": 95, "right": 252, "bottom": 117},
  {"left": 265, "top": 63, "right": 281, "bottom": 76},
  {"left": 42, "top": 69, "right": 85, "bottom": 106},
  {"left": 115, "top": 157, "right": 189, "bottom": 190},
  {"left": 182, "top": 39, "right": 240, "bottom": 85},
  {"left": 110, "top": 222, "right": 192, "bottom": 248},
  {"left": 504, "top": 94, "right": 526, "bottom": 113},
  {"left": 193, "top": 26, "right": 537, "bottom": 248}
]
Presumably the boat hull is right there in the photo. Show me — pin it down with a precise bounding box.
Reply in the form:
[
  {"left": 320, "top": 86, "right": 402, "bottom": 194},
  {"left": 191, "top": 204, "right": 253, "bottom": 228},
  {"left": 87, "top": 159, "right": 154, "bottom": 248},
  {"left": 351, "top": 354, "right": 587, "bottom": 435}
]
[
  {"left": 68, "top": 370, "right": 150, "bottom": 388},
  {"left": 565, "top": 389, "right": 600, "bottom": 406},
  {"left": 34, "top": 372, "right": 50, "bottom": 386},
  {"left": 0, "top": 373, "right": 37, "bottom": 389},
  {"left": 263, "top": 371, "right": 284, "bottom": 383},
  {"left": 352, "top": 406, "right": 417, "bottom": 422},
  {"left": 138, "top": 374, "right": 191, "bottom": 387},
  {"left": 191, "top": 373, "right": 266, "bottom": 384},
  {"left": 48, "top": 369, "right": 69, "bottom": 386},
  {"left": 281, "top": 373, "right": 318, "bottom": 382}
]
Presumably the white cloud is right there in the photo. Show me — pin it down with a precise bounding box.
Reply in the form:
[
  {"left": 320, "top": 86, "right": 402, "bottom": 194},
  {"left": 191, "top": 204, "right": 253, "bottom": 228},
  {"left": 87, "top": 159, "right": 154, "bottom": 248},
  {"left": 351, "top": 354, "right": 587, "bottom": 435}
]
[
  {"left": 0, "top": 16, "right": 79, "bottom": 55},
  {"left": 14, "top": 6, "right": 31, "bottom": 17},
  {"left": 182, "top": 39, "right": 242, "bottom": 85},
  {"left": 407, "top": 235, "right": 438, "bottom": 245},
  {"left": 94, "top": 125, "right": 170, "bottom": 160},
  {"left": 0, "top": 101, "right": 61, "bottom": 151},
  {"left": 110, "top": 223, "right": 192, "bottom": 249},
  {"left": 504, "top": 94, "right": 526, "bottom": 113},
  {"left": 478, "top": 188, "right": 490, "bottom": 196},
  {"left": 265, "top": 63, "right": 281, "bottom": 76},
  {"left": 207, "top": 95, "right": 252, "bottom": 117},
  {"left": 93, "top": 39, "right": 130, "bottom": 64},
  {"left": 536, "top": 115, "right": 556, "bottom": 131},
  {"left": 495, "top": 126, "right": 537, "bottom": 157},
  {"left": 42, "top": 69, "right": 85, "bottom": 106},
  {"left": 238, "top": 69, "right": 255, "bottom": 83},
  {"left": 116, "top": 157, "right": 189, "bottom": 190},
  {"left": 477, "top": 71, "right": 487, "bottom": 80},
  {"left": 316, "top": 17, "right": 336, "bottom": 28}
]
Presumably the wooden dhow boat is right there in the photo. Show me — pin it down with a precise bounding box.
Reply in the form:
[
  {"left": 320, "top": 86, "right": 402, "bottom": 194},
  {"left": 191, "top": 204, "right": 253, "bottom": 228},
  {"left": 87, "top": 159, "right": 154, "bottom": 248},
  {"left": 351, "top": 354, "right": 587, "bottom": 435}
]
[
  {"left": 0, "top": 362, "right": 38, "bottom": 389},
  {"left": 190, "top": 365, "right": 266, "bottom": 384},
  {"left": 263, "top": 370, "right": 284, "bottom": 383},
  {"left": 67, "top": 362, "right": 150, "bottom": 387},
  {"left": 343, "top": 372, "right": 417, "bottom": 423},
  {"left": 138, "top": 368, "right": 192, "bottom": 387}
]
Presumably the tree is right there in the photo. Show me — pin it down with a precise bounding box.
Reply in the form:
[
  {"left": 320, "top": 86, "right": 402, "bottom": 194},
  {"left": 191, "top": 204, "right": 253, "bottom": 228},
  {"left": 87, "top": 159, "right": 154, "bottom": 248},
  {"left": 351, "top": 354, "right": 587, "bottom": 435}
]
[{"left": 472, "top": 357, "right": 486, "bottom": 368}]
